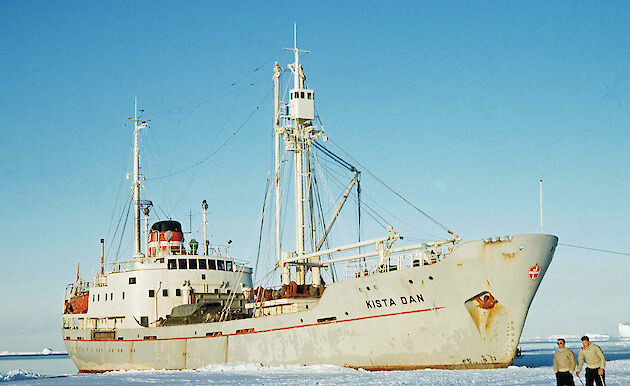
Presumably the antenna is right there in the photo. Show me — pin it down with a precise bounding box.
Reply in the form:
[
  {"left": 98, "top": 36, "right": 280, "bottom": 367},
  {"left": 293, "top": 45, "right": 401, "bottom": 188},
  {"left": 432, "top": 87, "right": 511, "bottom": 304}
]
[{"left": 539, "top": 179, "right": 543, "bottom": 233}]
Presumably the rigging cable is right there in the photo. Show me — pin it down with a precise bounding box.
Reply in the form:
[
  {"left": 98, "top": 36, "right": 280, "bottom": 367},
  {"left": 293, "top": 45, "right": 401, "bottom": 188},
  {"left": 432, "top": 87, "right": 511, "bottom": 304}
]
[
  {"left": 115, "top": 196, "right": 133, "bottom": 261},
  {"left": 148, "top": 49, "right": 285, "bottom": 120},
  {"left": 558, "top": 243, "right": 630, "bottom": 256},
  {"left": 255, "top": 175, "right": 272, "bottom": 275},
  {"left": 106, "top": 190, "right": 133, "bottom": 259},
  {"left": 147, "top": 85, "right": 275, "bottom": 181},
  {"left": 326, "top": 136, "right": 454, "bottom": 236},
  {"left": 312, "top": 140, "right": 355, "bottom": 172}
]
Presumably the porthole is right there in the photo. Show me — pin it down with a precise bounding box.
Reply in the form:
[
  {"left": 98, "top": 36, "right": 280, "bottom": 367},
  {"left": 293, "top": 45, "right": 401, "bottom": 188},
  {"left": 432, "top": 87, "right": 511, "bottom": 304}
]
[
  {"left": 409, "top": 280, "right": 414, "bottom": 284},
  {"left": 366, "top": 287, "right": 371, "bottom": 291},
  {"left": 428, "top": 276, "right": 434, "bottom": 280}
]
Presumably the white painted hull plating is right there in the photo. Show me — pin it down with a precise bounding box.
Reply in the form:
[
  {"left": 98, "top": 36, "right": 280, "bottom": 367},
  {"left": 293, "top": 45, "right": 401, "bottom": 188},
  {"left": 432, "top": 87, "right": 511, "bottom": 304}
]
[{"left": 63, "top": 234, "right": 557, "bottom": 371}]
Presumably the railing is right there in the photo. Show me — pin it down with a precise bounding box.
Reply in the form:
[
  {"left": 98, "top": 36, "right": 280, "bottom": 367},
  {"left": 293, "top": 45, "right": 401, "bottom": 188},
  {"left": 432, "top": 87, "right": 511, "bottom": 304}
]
[{"left": 343, "top": 241, "right": 455, "bottom": 279}]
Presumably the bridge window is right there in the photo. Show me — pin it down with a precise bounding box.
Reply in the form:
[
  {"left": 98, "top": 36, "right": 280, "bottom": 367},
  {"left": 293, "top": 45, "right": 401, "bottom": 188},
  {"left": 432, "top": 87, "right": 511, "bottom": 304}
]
[
  {"left": 175, "top": 289, "right": 182, "bottom": 296},
  {"left": 162, "top": 289, "right": 168, "bottom": 297},
  {"left": 198, "top": 259, "right": 207, "bottom": 269},
  {"left": 301, "top": 91, "right": 305, "bottom": 98},
  {"left": 188, "top": 259, "right": 198, "bottom": 269},
  {"left": 168, "top": 259, "right": 177, "bottom": 269},
  {"left": 148, "top": 290, "right": 155, "bottom": 298},
  {"left": 140, "top": 316, "right": 148, "bottom": 327},
  {"left": 129, "top": 277, "right": 136, "bottom": 285},
  {"left": 208, "top": 259, "right": 216, "bottom": 270},
  {"left": 178, "top": 258, "right": 187, "bottom": 269},
  {"left": 217, "top": 260, "right": 225, "bottom": 271},
  {"left": 226, "top": 261, "right": 233, "bottom": 271}
]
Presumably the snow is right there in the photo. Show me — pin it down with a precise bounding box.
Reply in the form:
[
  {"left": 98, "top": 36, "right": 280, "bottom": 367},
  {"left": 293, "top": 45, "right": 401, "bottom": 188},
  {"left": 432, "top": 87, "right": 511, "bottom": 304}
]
[
  {"left": 0, "top": 369, "right": 41, "bottom": 382},
  {"left": 3, "top": 340, "right": 630, "bottom": 385}
]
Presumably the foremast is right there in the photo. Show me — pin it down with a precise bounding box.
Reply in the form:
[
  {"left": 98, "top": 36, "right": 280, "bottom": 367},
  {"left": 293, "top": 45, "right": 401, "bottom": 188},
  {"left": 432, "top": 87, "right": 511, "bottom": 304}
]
[{"left": 130, "top": 99, "right": 149, "bottom": 259}]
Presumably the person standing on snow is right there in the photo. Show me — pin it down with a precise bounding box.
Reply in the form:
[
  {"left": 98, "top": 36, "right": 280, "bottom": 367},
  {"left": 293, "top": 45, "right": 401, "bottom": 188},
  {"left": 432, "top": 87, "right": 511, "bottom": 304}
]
[
  {"left": 575, "top": 335, "right": 606, "bottom": 386},
  {"left": 554, "top": 338, "right": 576, "bottom": 386}
]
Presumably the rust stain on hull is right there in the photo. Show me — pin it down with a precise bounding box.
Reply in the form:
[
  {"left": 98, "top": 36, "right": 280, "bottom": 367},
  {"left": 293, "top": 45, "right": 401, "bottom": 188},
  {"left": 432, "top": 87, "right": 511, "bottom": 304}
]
[{"left": 79, "top": 361, "right": 513, "bottom": 373}]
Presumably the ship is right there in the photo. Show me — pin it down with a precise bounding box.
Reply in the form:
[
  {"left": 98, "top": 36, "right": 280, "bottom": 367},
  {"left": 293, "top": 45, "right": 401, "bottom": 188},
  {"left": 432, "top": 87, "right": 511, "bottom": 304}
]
[{"left": 61, "top": 30, "right": 558, "bottom": 372}]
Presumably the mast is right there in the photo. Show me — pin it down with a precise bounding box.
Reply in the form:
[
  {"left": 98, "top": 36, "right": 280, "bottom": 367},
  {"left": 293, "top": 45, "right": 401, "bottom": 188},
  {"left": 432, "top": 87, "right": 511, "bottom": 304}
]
[
  {"left": 131, "top": 99, "right": 148, "bottom": 258},
  {"left": 292, "top": 24, "right": 306, "bottom": 285},
  {"left": 273, "top": 62, "right": 290, "bottom": 284},
  {"left": 280, "top": 24, "right": 320, "bottom": 287}
]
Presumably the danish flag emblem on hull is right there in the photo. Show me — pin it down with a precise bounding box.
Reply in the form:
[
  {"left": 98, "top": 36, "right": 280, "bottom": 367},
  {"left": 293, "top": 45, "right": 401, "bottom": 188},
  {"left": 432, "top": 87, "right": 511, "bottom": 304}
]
[{"left": 529, "top": 265, "right": 541, "bottom": 280}]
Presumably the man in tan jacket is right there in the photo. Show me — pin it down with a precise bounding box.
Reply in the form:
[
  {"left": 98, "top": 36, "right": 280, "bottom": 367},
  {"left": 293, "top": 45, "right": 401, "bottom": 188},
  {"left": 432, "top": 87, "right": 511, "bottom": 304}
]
[
  {"left": 554, "top": 338, "right": 576, "bottom": 386},
  {"left": 575, "top": 335, "right": 606, "bottom": 386}
]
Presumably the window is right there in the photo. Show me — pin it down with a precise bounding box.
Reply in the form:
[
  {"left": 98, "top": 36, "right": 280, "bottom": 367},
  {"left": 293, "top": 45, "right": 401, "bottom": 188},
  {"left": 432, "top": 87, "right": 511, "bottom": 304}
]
[
  {"left": 175, "top": 289, "right": 182, "bottom": 296},
  {"left": 110, "top": 293, "right": 113, "bottom": 300},
  {"left": 301, "top": 91, "right": 304, "bottom": 98},
  {"left": 122, "top": 292, "right": 125, "bottom": 300},
  {"left": 168, "top": 259, "right": 177, "bottom": 269},
  {"left": 290, "top": 93, "right": 293, "bottom": 99},
  {"left": 198, "top": 259, "right": 207, "bottom": 269},
  {"left": 129, "top": 277, "right": 136, "bottom": 285},
  {"left": 178, "top": 258, "right": 187, "bottom": 269},
  {"left": 148, "top": 290, "right": 155, "bottom": 298},
  {"left": 105, "top": 294, "right": 107, "bottom": 301},
  {"left": 217, "top": 260, "right": 225, "bottom": 271},
  {"left": 97, "top": 294, "right": 100, "bottom": 301},
  {"left": 162, "top": 289, "right": 168, "bottom": 297},
  {"left": 188, "top": 258, "right": 198, "bottom": 269},
  {"left": 208, "top": 259, "right": 216, "bottom": 270},
  {"left": 201, "top": 274, "right": 206, "bottom": 280},
  {"left": 92, "top": 294, "right": 95, "bottom": 302},
  {"left": 226, "top": 261, "right": 233, "bottom": 271},
  {"left": 140, "top": 316, "right": 148, "bottom": 327},
  {"left": 307, "top": 92, "right": 312, "bottom": 100}
]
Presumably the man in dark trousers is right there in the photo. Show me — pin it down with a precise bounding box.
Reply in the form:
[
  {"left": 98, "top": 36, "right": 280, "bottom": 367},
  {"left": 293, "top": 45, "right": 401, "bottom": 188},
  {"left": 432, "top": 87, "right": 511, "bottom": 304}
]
[
  {"left": 554, "top": 338, "right": 576, "bottom": 386},
  {"left": 575, "top": 335, "right": 606, "bottom": 386}
]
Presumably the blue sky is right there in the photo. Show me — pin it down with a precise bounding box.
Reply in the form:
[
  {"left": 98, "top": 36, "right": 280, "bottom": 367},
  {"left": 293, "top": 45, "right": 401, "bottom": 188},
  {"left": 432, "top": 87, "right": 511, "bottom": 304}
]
[{"left": 1, "top": 1, "right": 629, "bottom": 351}]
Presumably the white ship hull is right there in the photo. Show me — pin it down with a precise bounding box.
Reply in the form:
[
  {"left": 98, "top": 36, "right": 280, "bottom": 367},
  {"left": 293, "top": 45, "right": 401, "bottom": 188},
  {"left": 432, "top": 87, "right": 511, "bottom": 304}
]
[{"left": 63, "top": 234, "right": 556, "bottom": 371}]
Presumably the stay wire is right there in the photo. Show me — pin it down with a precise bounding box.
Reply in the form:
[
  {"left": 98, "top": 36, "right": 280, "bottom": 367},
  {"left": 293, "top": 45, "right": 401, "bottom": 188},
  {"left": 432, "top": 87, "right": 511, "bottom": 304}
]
[
  {"left": 255, "top": 175, "right": 272, "bottom": 275},
  {"left": 148, "top": 85, "right": 275, "bottom": 181},
  {"left": 148, "top": 49, "right": 284, "bottom": 120},
  {"left": 115, "top": 196, "right": 133, "bottom": 262},
  {"left": 559, "top": 243, "right": 630, "bottom": 256},
  {"left": 106, "top": 190, "right": 133, "bottom": 259},
  {"left": 327, "top": 137, "right": 453, "bottom": 236}
]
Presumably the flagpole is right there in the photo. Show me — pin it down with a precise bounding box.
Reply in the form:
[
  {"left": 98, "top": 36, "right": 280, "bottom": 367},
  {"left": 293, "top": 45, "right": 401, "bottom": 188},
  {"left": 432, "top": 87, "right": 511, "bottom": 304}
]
[{"left": 539, "top": 179, "right": 543, "bottom": 233}]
